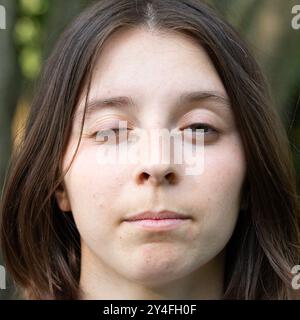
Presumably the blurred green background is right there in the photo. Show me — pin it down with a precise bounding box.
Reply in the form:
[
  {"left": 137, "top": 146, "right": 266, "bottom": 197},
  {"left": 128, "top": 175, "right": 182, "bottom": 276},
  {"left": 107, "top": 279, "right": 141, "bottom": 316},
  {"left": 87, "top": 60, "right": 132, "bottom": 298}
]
[{"left": 0, "top": 0, "right": 300, "bottom": 299}]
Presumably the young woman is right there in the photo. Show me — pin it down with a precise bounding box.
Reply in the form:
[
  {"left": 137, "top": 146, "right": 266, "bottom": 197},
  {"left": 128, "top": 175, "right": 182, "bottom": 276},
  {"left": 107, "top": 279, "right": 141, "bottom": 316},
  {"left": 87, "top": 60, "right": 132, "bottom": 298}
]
[{"left": 1, "top": 0, "right": 299, "bottom": 300}]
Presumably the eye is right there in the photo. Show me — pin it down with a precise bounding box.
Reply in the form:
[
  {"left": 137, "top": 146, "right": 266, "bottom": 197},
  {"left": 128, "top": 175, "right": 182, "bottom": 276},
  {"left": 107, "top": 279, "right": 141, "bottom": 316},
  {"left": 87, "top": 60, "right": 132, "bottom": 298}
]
[
  {"left": 97, "top": 127, "right": 128, "bottom": 135},
  {"left": 181, "top": 123, "right": 218, "bottom": 143},
  {"left": 185, "top": 123, "right": 216, "bottom": 133},
  {"left": 94, "top": 127, "right": 131, "bottom": 144}
]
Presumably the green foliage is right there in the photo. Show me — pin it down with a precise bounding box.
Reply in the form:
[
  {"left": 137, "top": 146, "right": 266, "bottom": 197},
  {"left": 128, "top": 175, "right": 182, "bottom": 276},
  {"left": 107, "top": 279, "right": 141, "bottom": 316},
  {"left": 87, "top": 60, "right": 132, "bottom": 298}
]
[
  {"left": 14, "top": 0, "right": 49, "bottom": 81},
  {"left": 19, "top": 0, "right": 48, "bottom": 15}
]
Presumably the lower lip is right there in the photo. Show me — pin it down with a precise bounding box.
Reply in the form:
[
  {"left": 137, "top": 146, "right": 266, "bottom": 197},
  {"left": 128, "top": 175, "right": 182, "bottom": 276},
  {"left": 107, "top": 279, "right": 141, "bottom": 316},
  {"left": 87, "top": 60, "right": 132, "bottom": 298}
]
[{"left": 124, "top": 218, "right": 189, "bottom": 230}]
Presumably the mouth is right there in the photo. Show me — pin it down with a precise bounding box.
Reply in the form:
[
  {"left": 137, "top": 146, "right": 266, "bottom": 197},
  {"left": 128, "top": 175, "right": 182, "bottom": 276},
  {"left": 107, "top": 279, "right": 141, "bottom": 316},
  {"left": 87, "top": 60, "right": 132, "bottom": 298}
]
[{"left": 123, "top": 210, "right": 191, "bottom": 231}]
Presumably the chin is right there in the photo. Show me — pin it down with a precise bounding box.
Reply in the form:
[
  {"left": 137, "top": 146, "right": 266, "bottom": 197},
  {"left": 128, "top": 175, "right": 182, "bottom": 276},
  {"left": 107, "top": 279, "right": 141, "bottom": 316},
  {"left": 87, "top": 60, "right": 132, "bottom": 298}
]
[{"left": 125, "top": 263, "right": 188, "bottom": 287}]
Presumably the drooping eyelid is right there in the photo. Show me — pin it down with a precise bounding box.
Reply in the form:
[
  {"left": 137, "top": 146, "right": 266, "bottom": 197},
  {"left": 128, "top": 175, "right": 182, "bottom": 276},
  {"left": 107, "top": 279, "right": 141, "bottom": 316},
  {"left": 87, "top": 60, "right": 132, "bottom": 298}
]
[
  {"left": 180, "top": 105, "right": 235, "bottom": 130},
  {"left": 179, "top": 115, "right": 222, "bottom": 132},
  {"left": 87, "top": 117, "right": 130, "bottom": 131},
  {"left": 84, "top": 107, "right": 230, "bottom": 135}
]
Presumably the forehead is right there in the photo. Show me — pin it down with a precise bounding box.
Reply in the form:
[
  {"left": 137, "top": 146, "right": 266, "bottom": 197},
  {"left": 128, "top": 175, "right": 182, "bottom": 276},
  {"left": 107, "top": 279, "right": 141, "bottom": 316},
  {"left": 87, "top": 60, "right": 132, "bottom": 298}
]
[
  {"left": 76, "top": 27, "right": 227, "bottom": 116},
  {"left": 94, "top": 28, "right": 224, "bottom": 91}
]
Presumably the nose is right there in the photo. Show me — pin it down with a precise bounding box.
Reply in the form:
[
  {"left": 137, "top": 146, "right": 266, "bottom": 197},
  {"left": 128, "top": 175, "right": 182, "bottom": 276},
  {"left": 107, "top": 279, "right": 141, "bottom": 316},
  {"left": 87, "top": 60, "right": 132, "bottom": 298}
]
[{"left": 134, "top": 163, "right": 179, "bottom": 186}]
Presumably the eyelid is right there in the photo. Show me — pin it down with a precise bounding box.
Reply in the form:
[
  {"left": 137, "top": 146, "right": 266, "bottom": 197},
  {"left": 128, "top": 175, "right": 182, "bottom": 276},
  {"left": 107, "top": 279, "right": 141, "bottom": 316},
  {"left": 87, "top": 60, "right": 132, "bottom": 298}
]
[
  {"left": 94, "top": 123, "right": 218, "bottom": 135},
  {"left": 179, "top": 122, "right": 220, "bottom": 145},
  {"left": 90, "top": 119, "right": 131, "bottom": 132},
  {"left": 178, "top": 108, "right": 229, "bottom": 130},
  {"left": 93, "top": 127, "right": 133, "bottom": 145},
  {"left": 93, "top": 126, "right": 131, "bottom": 137},
  {"left": 96, "top": 127, "right": 130, "bottom": 134}
]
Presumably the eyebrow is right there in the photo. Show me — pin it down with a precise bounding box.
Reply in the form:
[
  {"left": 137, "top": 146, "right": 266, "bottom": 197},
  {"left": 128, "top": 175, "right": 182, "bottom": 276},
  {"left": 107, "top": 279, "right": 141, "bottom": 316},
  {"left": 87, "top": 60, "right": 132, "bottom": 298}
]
[{"left": 79, "top": 90, "right": 231, "bottom": 120}]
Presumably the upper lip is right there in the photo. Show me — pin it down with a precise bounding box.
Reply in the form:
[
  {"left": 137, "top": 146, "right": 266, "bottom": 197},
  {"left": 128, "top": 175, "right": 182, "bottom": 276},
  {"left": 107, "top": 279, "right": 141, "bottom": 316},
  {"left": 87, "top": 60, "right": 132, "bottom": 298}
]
[{"left": 124, "top": 210, "right": 191, "bottom": 221}]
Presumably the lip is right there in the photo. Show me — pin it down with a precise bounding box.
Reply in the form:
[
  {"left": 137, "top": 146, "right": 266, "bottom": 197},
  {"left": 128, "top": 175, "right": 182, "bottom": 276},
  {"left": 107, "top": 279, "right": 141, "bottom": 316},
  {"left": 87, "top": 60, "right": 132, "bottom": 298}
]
[
  {"left": 123, "top": 210, "right": 191, "bottom": 221},
  {"left": 123, "top": 210, "right": 191, "bottom": 231},
  {"left": 124, "top": 218, "right": 189, "bottom": 230}
]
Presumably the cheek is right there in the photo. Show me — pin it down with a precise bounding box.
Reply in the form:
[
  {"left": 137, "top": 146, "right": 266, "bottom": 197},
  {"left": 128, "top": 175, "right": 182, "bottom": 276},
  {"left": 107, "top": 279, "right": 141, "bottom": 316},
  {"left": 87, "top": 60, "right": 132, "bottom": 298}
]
[
  {"left": 63, "top": 143, "right": 133, "bottom": 229},
  {"left": 205, "top": 132, "right": 245, "bottom": 192},
  {"left": 194, "top": 134, "right": 246, "bottom": 235}
]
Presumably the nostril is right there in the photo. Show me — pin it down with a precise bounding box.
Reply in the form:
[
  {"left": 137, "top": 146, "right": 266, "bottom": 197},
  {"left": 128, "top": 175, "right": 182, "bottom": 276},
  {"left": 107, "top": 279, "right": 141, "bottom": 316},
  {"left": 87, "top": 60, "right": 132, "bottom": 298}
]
[
  {"left": 136, "top": 168, "right": 179, "bottom": 186},
  {"left": 166, "top": 172, "right": 176, "bottom": 184},
  {"left": 141, "top": 172, "right": 150, "bottom": 180},
  {"left": 136, "top": 172, "right": 150, "bottom": 184}
]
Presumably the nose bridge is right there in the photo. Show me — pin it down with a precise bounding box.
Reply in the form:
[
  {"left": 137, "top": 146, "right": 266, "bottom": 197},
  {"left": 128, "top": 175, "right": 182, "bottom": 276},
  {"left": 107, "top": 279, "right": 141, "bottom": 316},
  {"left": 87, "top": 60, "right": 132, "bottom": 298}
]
[
  {"left": 131, "top": 103, "right": 185, "bottom": 185},
  {"left": 137, "top": 119, "right": 175, "bottom": 157}
]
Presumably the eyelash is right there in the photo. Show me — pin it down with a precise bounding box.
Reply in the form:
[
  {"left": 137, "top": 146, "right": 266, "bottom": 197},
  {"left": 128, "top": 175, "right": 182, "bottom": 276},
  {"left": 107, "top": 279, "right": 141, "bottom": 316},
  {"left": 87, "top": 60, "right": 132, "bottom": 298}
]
[
  {"left": 94, "top": 128, "right": 129, "bottom": 136},
  {"left": 94, "top": 123, "right": 216, "bottom": 134},
  {"left": 181, "top": 123, "right": 217, "bottom": 134}
]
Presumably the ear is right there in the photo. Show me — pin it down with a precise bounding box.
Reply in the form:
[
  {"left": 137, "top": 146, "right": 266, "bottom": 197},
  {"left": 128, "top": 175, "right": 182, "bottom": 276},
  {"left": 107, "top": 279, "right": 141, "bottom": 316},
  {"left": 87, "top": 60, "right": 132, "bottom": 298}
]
[{"left": 55, "top": 182, "right": 71, "bottom": 212}]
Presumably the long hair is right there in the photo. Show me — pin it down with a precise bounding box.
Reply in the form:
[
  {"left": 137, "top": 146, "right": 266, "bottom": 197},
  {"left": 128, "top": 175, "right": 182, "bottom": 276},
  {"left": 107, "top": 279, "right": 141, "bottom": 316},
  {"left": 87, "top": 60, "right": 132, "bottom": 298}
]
[{"left": 1, "top": 0, "right": 299, "bottom": 299}]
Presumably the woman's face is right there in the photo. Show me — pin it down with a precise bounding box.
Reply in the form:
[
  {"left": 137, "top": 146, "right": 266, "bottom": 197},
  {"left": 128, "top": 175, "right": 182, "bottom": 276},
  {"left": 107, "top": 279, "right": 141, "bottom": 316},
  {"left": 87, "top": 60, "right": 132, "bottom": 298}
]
[{"left": 56, "top": 27, "right": 246, "bottom": 288}]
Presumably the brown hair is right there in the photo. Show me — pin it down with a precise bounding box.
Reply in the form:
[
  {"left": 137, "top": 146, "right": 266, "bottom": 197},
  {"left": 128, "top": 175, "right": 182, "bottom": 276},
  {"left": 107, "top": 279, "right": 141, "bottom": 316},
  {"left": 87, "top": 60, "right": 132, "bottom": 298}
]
[{"left": 1, "top": 0, "right": 300, "bottom": 299}]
